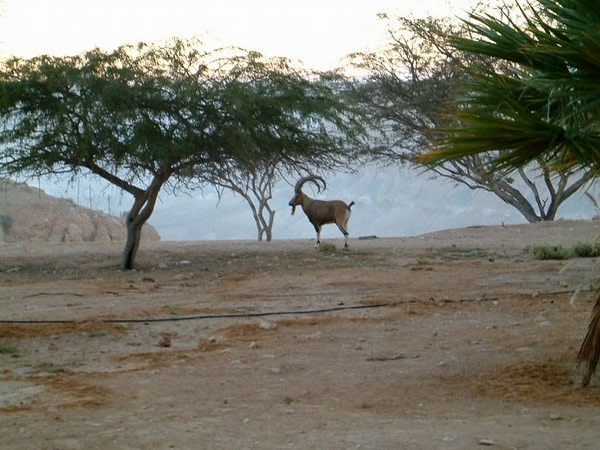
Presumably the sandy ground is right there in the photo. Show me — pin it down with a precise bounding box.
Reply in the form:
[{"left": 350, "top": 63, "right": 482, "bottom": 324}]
[{"left": 2, "top": 219, "right": 600, "bottom": 449}]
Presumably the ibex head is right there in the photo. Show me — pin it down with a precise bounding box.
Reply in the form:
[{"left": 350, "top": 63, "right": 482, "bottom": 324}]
[{"left": 289, "top": 175, "right": 326, "bottom": 215}]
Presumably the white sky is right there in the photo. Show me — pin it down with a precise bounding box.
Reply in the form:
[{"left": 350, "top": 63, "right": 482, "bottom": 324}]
[{"left": 0, "top": 0, "right": 475, "bottom": 70}]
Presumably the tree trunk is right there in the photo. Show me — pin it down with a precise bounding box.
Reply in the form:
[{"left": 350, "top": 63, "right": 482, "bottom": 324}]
[
  {"left": 119, "top": 174, "right": 166, "bottom": 270},
  {"left": 438, "top": 159, "right": 594, "bottom": 224},
  {"left": 265, "top": 209, "right": 275, "bottom": 242},
  {"left": 492, "top": 179, "right": 542, "bottom": 223},
  {"left": 121, "top": 217, "right": 144, "bottom": 270},
  {"left": 578, "top": 290, "right": 600, "bottom": 387}
]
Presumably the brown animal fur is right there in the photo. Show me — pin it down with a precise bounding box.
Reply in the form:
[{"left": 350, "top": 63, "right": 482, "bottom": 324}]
[{"left": 289, "top": 175, "right": 354, "bottom": 249}]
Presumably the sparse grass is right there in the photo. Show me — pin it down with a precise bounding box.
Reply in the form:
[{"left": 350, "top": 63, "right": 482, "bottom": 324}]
[
  {"left": 88, "top": 330, "right": 108, "bottom": 338},
  {"left": 38, "top": 363, "right": 68, "bottom": 374},
  {"left": 427, "top": 246, "right": 503, "bottom": 262},
  {"left": 0, "top": 340, "right": 20, "bottom": 358},
  {"left": 439, "top": 248, "right": 492, "bottom": 261},
  {"left": 318, "top": 242, "right": 337, "bottom": 254},
  {"left": 165, "top": 305, "right": 184, "bottom": 316}
]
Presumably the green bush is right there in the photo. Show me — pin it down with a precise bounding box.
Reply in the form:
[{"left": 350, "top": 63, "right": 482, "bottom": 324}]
[
  {"left": 532, "top": 244, "right": 572, "bottom": 260},
  {"left": 573, "top": 242, "right": 600, "bottom": 258}
]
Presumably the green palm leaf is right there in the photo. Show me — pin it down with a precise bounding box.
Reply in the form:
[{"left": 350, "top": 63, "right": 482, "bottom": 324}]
[{"left": 423, "top": 0, "right": 600, "bottom": 173}]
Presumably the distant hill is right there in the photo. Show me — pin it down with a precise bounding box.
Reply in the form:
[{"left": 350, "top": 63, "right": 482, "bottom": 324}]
[{"left": 0, "top": 179, "right": 160, "bottom": 243}]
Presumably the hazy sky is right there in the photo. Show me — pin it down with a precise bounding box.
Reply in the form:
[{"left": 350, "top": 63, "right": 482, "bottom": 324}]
[{"left": 0, "top": 0, "right": 474, "bottom": 70}]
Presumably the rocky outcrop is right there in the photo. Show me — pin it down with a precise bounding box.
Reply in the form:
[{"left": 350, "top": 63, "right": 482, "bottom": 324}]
[{"left": 0, "top": 179, "right": 160, "bottom": 243}]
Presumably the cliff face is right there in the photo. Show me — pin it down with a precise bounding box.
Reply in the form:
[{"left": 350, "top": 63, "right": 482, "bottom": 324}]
[{"left": 0, "top": 179, "right": 160, "bottom": 243}]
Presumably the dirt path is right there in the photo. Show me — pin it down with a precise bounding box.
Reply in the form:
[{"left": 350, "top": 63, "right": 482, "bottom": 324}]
[{"left": 1, "top": 220, "right": 600, "bottom": 449}]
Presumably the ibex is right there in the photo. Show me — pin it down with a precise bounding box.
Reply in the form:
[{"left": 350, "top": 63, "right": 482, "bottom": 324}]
[{"left": 289, "top": 175, "right": 355, "bottom": 250}]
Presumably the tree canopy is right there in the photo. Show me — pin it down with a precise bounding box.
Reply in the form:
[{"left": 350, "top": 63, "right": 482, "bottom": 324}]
[
  {"left": 420, "top": 0, "right": 600, "bottom": 173},
  {"left": 351, "top": 12, "right": 594, "bottom": 223},
  {"left": 0, "top": 39, "right": 368, "bottom": 268}
]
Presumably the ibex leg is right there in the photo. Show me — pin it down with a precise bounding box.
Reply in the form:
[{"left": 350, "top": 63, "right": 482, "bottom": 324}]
[
  {"left": 313, "top": 224, "right": 321, "bottom": 249},
  {"left": 336, "top": 223, "right": 350, "bottom": 250}
]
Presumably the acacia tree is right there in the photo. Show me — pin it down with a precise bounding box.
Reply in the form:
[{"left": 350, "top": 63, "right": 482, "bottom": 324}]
[
  {"left": 202, "top": 158, "right": 280, "bottom": 241},
  {"left": 0, "top": 40, "right": 367, "bottom": 269},
  {"left": 196, "top": 69, "right": 366, "bottom": 242},
  {"left": 187, "top": 66, "right": 365, "bottom": 242},
  {"left": 351, "top": 13, "right": 593, "bottom": 222},
  {"left": 419, "top": 0, "right": 600, "bottom": 386}
]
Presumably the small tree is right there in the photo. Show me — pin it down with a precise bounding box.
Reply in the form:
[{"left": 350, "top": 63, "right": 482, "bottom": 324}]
[
  {"left": 0, "top": 40, "right": 367, "bottom": 269},
  {"left": 203, "top": 159, "right": 279, "bottom": 241},
  {"left": 351, "top": 13, "right": 593, "bottom": 223},
  {"left": 197, "top": 72, "right": 368, "bottom": 242}
]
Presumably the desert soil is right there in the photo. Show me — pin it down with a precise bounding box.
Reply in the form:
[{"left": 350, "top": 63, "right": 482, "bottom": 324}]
[{"left": 2, "top": 220, "right": 600, "bottom": 449}]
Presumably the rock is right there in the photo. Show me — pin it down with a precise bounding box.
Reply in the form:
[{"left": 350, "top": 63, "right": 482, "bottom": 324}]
[
  {"left": 517, "top": 346, "right": 534, "bottom": 353},
  {"left": 158, "top": 333, "right": 171, "bottom": 347},
  {"left": 173, "top": 274, "right": 190, "bottom": 281},
  {"left": 306, "top": 331, "right": 324, "bottom": 340},
  {"left": 259, "top": 320, "right": 277, "bottom": 330},
  {"left": 0, "top": 179, "right": 160, "bottom": 243}
]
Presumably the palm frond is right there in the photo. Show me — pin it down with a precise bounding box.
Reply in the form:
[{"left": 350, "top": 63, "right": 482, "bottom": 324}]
[{"left": 424, "top": 0, "right": 600, "bottom": 173}]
